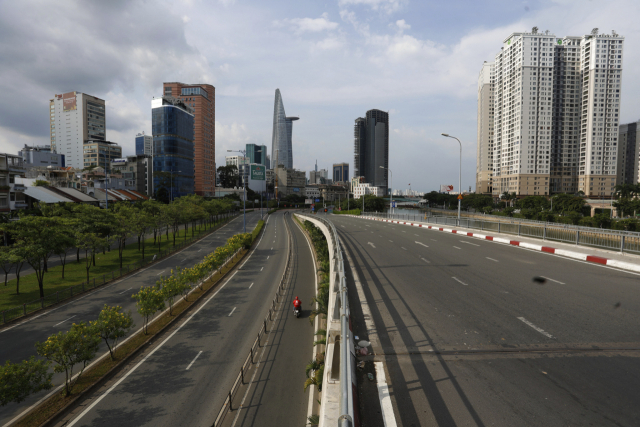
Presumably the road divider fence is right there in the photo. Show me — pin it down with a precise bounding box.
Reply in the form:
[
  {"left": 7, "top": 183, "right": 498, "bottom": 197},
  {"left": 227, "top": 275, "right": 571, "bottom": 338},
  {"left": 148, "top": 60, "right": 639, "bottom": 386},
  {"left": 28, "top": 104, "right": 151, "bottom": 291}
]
[
  {"left": 365, "top": 211, "right": 640, "bottom": 255},
  {"left": 296, "top": 212, "right": 356, "bottom": 427}
]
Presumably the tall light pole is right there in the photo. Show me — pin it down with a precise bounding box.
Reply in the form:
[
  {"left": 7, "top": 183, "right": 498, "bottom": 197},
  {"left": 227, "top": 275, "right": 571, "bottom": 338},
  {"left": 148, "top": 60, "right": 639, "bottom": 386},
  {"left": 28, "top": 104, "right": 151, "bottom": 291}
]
[
  {"left": 441, "top": 133, "right": 462, "bottom": 224},
  {"left": 228, "top": 149, "right": 248, "bottom": 233},
  {"left": 379, "top": 166, "right": 393, "bottom": 215},
  {"left": 170, "top": 169, "right": 182, "bottom": 203}
]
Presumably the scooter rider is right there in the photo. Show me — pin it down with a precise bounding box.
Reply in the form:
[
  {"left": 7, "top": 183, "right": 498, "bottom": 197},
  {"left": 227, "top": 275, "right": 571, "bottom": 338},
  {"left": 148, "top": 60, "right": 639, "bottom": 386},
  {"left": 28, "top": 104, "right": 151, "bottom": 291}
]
[{"left": 293, "top": 296, "right": 302, "bottom": 313}]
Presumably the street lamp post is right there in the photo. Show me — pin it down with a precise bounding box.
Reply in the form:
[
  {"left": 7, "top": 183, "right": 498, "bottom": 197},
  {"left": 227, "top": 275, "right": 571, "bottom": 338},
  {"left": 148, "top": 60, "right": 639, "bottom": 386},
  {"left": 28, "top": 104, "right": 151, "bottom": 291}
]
[
  {"left": 379, "top": 166, "right": 393, "bottom": 215},
  {"left": 441, "top": 133, "right": 462, "bottom": 225}
]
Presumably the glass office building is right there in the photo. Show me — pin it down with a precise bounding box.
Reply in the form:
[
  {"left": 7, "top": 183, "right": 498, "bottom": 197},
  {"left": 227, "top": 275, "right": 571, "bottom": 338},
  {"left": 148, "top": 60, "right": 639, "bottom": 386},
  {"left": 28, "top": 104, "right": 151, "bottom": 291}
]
[
  {"left": 152, "top": 97, "right": 195, "bottom": 200},
  {"left": 271, "top": 89, "right": 298, "bottom": 169},
  {"left": 135, "top": 132, "right": 153, "bottom": 156},
  {"left": 246, "top": 143, "right": 268, "bottom": 166}
]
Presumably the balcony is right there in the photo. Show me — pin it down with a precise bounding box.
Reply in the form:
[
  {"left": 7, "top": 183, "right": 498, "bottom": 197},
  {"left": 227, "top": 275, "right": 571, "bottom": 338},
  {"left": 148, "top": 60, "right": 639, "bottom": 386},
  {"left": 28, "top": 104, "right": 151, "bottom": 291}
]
[
  {"left": 13, "top": 201, "right": 28, "bottom": 209},
  {"left": 11, "top": 183, "right": 26, "bottom": 192}
]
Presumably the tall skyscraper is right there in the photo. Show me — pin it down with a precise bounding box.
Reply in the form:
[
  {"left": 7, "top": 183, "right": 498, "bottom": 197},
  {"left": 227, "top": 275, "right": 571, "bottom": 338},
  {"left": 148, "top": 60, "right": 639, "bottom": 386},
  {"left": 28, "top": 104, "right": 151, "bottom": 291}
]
[
  {"left": 479, "top": 28, "right": 624, "bottom": 199},
  {"left": 353, "top": 109, "right": 389, "bottom": 193},
  {"left": 333, "top": 163, "right": 349, "bottom": 183},
  {"left": 616, "top": 120, "right": 640, "bottom": 185},
  {"left": 163, "top": 82, "right": 215, "bottom": 196},
  {"left": 476, "top": 62, "right": 495, "bottom": 194},
  {"left": 49, "top": 92, "right": 106, "bottom": 169},
  {"left": 135, "top": 132, "right": 153, "bottom": 156},
  {"left": 246, "top": 144, "right": 268, "bottom": 166},
  {"left": 271, "top": 89, "right": 298, "bottom": 169},
  {"left": 152, "top": 96, "right": 195, "bottom": 199}
]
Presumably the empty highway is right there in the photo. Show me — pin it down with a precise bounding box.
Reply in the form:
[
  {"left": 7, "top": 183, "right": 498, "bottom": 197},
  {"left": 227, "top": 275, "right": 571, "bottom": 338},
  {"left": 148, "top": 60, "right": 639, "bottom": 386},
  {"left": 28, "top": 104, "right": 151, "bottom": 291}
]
[
  {"left": 0, "top": 212, "right": 260, "bottom": 427},
  {"left": 331, "top": 213, "right": 640, "bottom": 427}
]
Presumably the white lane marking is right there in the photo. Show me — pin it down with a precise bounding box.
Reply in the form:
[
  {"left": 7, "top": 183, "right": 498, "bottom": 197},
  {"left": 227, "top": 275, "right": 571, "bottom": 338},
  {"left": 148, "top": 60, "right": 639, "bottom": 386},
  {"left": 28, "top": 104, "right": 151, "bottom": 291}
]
[
  {"left": 185, "top": 351, "right": 203, "bottom": 370},
  {"left": 67, "top": 266, "right": 242, "bottom": 427},
  {"left": 53, "top": 315, "right": 76, "bottom": 327},
  {"left": 198, "top": 249, "right": 203, "bottom": 252},
  {"left": 453, "top": 246, "right": 461, "bottom": 250},
  {"left": 540, "top": 276, "right": 565, "bottom": 285},
  {"left": 517, "top": 317, "right": 554, "bottom": 339},
  {"left": 267, "top": 256, "right": 270, "bottom": 260},
  {"left": 118, "top": 287, "right": 132, "bottom": 295},
  {"left": 249, "top": 283, "right": 254, "bottom": 289},
  {"left": 375, "top": 362, "right": 398, "bottom": 427},
  {"left": 182, "top": 258, "right": 188, "bottom": 262},
  {"left": 420, "top": 257, "right": 431, "bottom": 263},
  {"left": 452, "top": 277, "right": 468, "bottom": 286},
  {"left": 401, "top": 247, "right": 407, "bottom": 251},
  {"left": 431, "top": 239, "right": 437, "bottom": 241},
  {"left": 157, "top": 270, "right": 165, "bottom": 276},
  {"left": 486, "top": 257, "right": 499, "bottom": 262},
  {"left": 368, "top": 242, "right": 376, "bottom": 249},
  {"left": 389, "top": 240, "right": 393, "bottom": 242},
  {"left": 414, "top": 234, "right": 419, "bottom": 236},
  {"left": 271, "top": 247, "right": 273, "bottom": 250},
  {"left": 415, "top": 241, "right": 429, "bottom": 248},
  {"left": 228, "top": 307, "right": 237, "bottom": 317},
  {"left": 379, "top": 235, "right": 383, "bottom": 237},
  {"left": 260, "top": 267, "right": 264, "bottom": 271},
  {"left": 460, "top": 241, "right": 480, "bottom": 247},
  {"left": 402, "top": 231, "right": 406, "bottom": 233}
]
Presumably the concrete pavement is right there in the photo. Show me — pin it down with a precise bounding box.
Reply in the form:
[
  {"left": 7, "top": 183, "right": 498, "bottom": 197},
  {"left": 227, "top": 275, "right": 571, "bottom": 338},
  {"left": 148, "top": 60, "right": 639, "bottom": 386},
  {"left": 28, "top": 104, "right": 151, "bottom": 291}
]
[
  {"left": 330, "top": 213, "right": 640, "bottom": 427},
  {"left": 0, "top": 212, "right": 260, "bottom": 427}
]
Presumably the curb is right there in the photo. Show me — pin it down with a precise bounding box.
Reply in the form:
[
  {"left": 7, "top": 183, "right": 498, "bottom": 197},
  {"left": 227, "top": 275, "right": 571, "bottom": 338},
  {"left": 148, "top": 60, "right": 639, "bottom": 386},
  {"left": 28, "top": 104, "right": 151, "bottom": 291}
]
[{"left": 348, "top": 215, "right": 640, "bottom": 274}]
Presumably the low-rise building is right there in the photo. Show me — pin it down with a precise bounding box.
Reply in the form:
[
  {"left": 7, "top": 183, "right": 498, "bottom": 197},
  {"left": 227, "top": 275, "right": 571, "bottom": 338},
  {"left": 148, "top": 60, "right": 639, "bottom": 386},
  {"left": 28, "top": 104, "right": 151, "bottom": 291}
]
[
  {"left": 0, "top": 153, "right": 27, "bottom": 212},
  {"left": 110, "top": 155, "right": 153, "bottom": 196},
  {"left": 354, "top": 182, "right": 384, "bottom": 198},
  {"left": 19, "top": 145, "right": 65, "bottom": 169},
  {"left": 83, "top": 140, "right": 122, "bottom": 172},
  {"left": 23, "top": 166, "right": 81, "bottom": 189},
  {"left": 305, "top": 185, "right": 320, "bottom": 199},
  {"left": 275, "top": 165, "right": 306, "bottom": 198}
]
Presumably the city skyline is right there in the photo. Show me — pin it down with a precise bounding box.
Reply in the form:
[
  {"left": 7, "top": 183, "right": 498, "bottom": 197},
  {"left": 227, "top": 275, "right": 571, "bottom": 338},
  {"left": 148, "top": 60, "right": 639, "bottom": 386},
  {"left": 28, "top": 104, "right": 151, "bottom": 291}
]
[{"left": 1, "top": 1, "right": 640, "bottom": 193}]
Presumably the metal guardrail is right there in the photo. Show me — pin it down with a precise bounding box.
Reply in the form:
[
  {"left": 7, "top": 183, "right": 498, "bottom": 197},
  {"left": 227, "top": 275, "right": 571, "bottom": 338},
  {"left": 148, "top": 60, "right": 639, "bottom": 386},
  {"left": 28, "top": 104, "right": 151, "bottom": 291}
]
[
  {"left": 212, "top": 212, "right": 294, "bottom": 426},
  {"left": 298, "top": 213, "right": 354, "bottom": 427},
  {"left": 1, "top": 215, "right": 238, "bottom": 325},
  {"left": 365, "top": 212, "right": 640, "bottom": 255}
]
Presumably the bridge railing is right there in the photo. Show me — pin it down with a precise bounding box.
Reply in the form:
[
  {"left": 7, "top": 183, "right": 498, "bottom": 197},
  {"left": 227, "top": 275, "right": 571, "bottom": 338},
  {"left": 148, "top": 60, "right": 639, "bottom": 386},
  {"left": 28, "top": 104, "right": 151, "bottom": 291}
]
[
  {"left": 364, "top": 211, "right": 640, "bottom": 255},
  {"left": 296, "top": 212, "right": 355, "bottom": 427}
]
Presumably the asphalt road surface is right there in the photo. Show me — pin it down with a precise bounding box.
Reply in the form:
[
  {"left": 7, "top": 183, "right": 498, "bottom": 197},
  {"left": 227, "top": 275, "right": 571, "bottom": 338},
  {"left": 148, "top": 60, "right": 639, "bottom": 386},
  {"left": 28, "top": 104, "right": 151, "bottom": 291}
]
[
  {"left": 54, "top": 211, "right": 295, "bottom": 427},
  {"left": 228, "top": 212, "right": 316, "bottom": 427},
  {"left": 330, "top": 214, "right": 640, "bottom": 427},
  {"left": 0, "top": 211, "right": 260, "bottom": 427}
]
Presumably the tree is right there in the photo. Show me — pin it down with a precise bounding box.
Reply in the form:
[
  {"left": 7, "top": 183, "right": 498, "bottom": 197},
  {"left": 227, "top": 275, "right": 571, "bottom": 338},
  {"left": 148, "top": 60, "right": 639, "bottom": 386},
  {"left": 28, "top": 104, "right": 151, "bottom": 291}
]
[
  {"left": 90, "top": 305, "right": 134, "bottom": 361},
  {"left": 516, "top": 195, "right": 549, "bottom": 211},
  {"left": 33, "top": 180, "right": 50, "bottom": 187},
  {"left": 217, "top": 165, "right": 239, "bottom": 188},
  {"left": 130, "top": 207, "right": 152, "bottom": 259},
  {"left": 0, "top": 246, "right": 14, "bottom": 287},
  {"left": 3, "top": 216, "right": 65, "bottom": 298},
  {"left": 0, "top": 357, "right": 53, "bottom": 406},
  {"left": 111, "top": 204, "right": 135, "bottom": 268},
  {"left": 53, "top": 219, "right": 75, "bottom": 279},
  {"left": 35, "top": 322, "right": 101, "bottom": 396},
  {"left": 75, "top": 231, "right": 107, "bottom": 283},
  {"left": 158, "top": 273, "right": 182, "bottom": 316},
  {"left": 132, "top": 285, "right": 165, "bottom": 334}
]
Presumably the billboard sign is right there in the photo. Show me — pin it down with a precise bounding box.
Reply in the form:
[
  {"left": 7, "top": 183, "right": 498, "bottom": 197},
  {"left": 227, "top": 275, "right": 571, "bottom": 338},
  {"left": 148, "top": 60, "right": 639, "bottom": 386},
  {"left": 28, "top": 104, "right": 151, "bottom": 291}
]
[
  {"left": 63, "top": 92, "right": 77, "bottom": 112},
  {"left": 305, "top": 199, "right": 313, "bottom": 204},
  {"left": 293, "top": 188, "right": 300, "bottom": 192},
  {"left": 440, "top": 185, "right": 454, "bottom": 192},
  {"left": 250, "top": 164, "right": 265, "bottom": 180}
]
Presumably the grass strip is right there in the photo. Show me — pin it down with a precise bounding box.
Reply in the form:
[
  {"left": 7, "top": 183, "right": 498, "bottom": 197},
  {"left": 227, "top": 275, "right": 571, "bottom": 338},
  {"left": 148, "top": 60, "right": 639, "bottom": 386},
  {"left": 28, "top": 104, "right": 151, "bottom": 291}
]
[{"left": 0, "top": 216, "right": 235, "bottom": 313}]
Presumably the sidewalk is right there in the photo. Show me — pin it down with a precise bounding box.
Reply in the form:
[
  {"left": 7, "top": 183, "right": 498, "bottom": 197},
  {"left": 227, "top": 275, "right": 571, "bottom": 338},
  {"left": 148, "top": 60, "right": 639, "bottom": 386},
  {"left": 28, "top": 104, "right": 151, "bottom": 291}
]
[{"left": 348, "top": 215, "right": 640, "bottom": 274}]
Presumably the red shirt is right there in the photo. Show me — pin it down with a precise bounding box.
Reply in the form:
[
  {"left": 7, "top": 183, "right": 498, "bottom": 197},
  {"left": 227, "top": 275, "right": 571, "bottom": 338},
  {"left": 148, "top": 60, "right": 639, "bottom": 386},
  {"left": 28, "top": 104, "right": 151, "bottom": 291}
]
[{"left": 293, "top": 299, "right": 301, "bottom": 308}]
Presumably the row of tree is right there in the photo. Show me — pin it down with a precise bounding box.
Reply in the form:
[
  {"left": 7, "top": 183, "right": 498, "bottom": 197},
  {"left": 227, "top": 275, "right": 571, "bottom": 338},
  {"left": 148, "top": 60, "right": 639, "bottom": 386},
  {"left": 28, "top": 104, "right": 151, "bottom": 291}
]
[
  {"left": 0, "top": 196, "right": 237, "bottom": 297},
  {"left": 0, "top": 229, "right": 254, "bottom": 405}
]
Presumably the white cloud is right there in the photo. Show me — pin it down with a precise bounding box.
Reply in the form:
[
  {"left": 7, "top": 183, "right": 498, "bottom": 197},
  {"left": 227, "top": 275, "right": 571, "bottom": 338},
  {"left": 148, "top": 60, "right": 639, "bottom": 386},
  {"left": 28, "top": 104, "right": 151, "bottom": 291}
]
[
  {"left": 394, "top": 19, "right": 410, "bottom": 32},
  {"left": 276, "top": 13, "right": 339, "bottom": 34}
]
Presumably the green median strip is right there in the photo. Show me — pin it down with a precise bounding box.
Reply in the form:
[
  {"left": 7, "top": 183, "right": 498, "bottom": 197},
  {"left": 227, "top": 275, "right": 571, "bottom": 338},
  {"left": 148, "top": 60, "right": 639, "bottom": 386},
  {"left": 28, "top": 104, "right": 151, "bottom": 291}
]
[{"left": 7, "top": 221, "right": 266, "bottom": 427}]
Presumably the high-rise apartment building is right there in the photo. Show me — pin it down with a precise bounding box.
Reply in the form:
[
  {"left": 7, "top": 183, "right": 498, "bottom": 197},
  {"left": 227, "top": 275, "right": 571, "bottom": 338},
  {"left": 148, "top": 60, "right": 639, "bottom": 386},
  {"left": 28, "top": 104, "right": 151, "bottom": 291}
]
[
  {"left": 246, "top": 144, "right": 268, "bottom": 166},
  {"left": 480, "top": 28, "right": 624, "bottom": 199},
  {"left": 225, "top": 156, "right": 249, "bottom": 168},
  {"left": 135, "top": 132, "right": 153, "bottom": 156},
  {"left": 617, "top": 120, "right": 640, "bottom": 185},
  {"left": 152, "top": 96, "right": 195, "bottom": 200},
  {"left": 354, "top": 109, "right": 389, "bottom": 194},
  {"left": 476, "top": 62, "right": 495, "bottom": 194},
  {"left": 163, "top": 82, "right": 215, "bottom": 196},
  {"left": 271, "top": 89, "right": 298, "bottom": 169},
  {"left": 49, "top": 92, "right": 106, "bottom": 169}
]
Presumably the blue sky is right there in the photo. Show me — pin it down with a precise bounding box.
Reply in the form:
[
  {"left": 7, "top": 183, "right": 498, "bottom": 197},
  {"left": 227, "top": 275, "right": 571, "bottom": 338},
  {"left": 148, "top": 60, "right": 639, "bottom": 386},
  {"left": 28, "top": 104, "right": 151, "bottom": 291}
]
[{"left": 0, "top": 0, "right": 638, "bottom": 193}]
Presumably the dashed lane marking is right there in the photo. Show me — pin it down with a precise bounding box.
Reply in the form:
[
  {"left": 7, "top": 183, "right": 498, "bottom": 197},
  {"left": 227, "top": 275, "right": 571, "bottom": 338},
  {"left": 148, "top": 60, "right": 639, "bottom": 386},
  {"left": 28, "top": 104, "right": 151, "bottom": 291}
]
[
  {"left": 452, "top": 277, "right": 468, "bottom": 286},
  {"left": 517, "top": 317, "right": 554, "bottom": 338},
  {"left": 228, "top": 307, "right": 237, "bottom": 317},
  {"left": 486, "top": 257, "right": 499, "bottom": 262},
  {"left": 185, "top": 351, "right": 203, "bottom": 370}
]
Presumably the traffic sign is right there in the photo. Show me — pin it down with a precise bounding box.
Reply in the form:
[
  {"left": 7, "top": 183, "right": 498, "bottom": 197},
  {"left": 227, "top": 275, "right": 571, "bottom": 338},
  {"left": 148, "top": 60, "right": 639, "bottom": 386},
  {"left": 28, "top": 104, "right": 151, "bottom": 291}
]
[
  {"left": 315, "top": 198, "right": 320, "bottom": 202},
  {"left": 457, "top": 194, "right": 463, "bottom": 200},
  {"left": 391, "top": 201, "right": 396, "bottom": 208}
]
